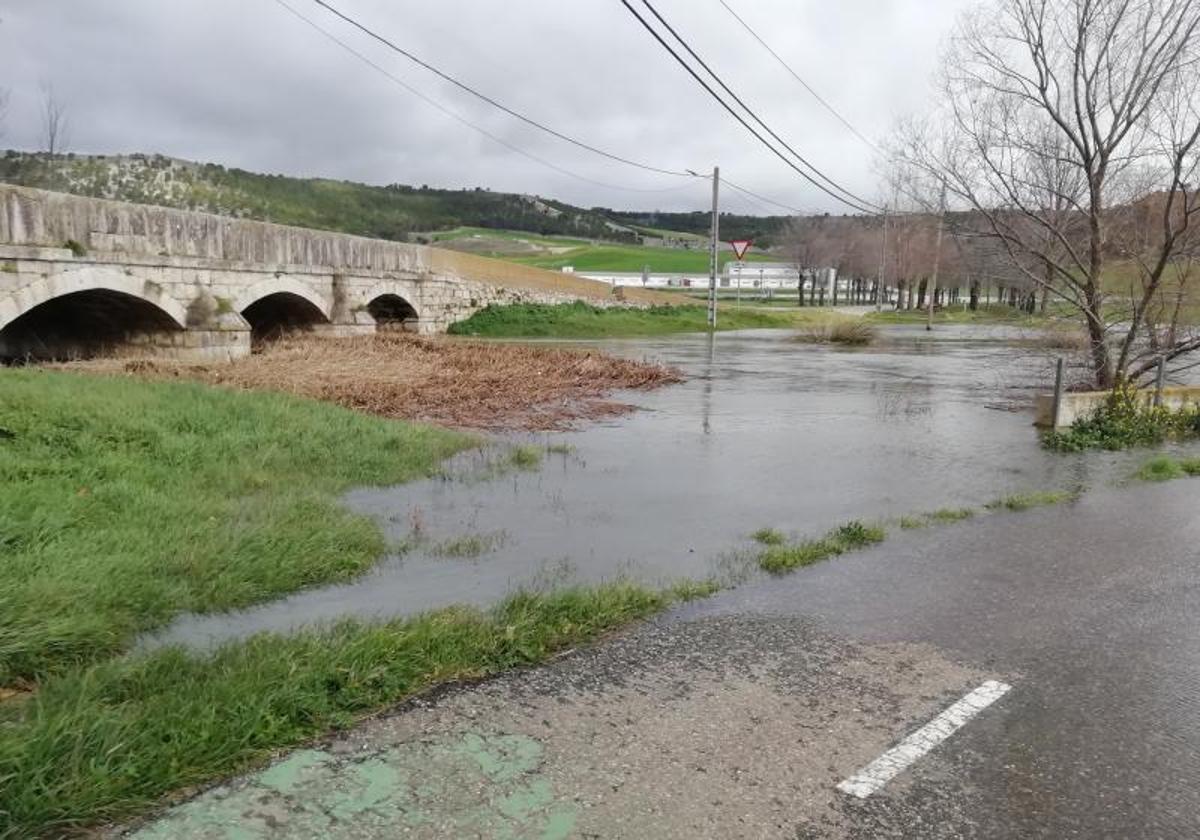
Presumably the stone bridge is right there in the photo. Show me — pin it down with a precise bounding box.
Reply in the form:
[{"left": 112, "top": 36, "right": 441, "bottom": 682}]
[{"left": 0, "top": 185, "right": 658, "bottom": 362}]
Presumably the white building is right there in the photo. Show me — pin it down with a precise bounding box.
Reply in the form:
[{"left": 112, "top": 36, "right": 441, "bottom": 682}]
[{"left": 572, "top": 262, "right": 841, "bottom": 293}]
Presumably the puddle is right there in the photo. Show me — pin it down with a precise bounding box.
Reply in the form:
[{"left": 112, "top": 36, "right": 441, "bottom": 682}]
[{"left": 146, "top": 325, "right": 1200, "bottom": 648}]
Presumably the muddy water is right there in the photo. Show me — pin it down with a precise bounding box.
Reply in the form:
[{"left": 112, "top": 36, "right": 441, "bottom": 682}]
[{"left": 149, "top": 325, "right": 1198, "bottom": 647}]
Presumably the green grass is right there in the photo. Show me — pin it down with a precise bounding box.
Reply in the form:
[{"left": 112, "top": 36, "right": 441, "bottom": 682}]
[
  {"left": 985, "top": 490, "right": 1076, "bottom": 511},
  {"left": 865, "top": 304, "right": 1043, "bottom": 325},
  {"left": 926, "top": 507, "right": 976, "bottom": 524},
  {"left": 899, "top": 507, "right": 975, "bottom": 529},
  {"left": 511, "top": 242, "right": 776, "bottom": 273},
  {"left": 750, "top": 528, "right": 786, "bottom": 546},
  {"left": 666, "top": 578, "right": 723, "bottom": 602},
  {"left": 508, "top": 444, "right": 544, "bottom": 470},
  {"left": 1134, "top": 455, "right": 1200, "bottom": 482},
  {"left": 757, "top": 520, "right": 885, "bottom": 575},
  {"left": 0, "top": 370, "right": 474, "bottom": 684},
  {"left": 428, "top": 226, "right": 592, "bottom": 249},
  {"left": 1042, "top": 383, "right": 1200, "bottom": 452},
  {"left": 0, "top": 583, "right": 685, "bottom": 837},
  {"left": 1137, "top": 456, "right": 1186, "bottom": 482},
  {"left": 447, "top": 301, "right": 817, "bottom": 338}
]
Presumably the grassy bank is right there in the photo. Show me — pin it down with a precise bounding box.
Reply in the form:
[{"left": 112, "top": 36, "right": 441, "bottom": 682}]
[
  {"left": 0, "top": 370, "right": 723, "bottom": 836},
  {"left": 447, "top": 301, "right": 823, "bottom": 338},
  {"left": 0, "top": 371, "right": 472, "bottom": 684},
  {"left": 865, "top": 303, "right": 1044, "bottom": 325},
  {"left": 0, "top": 584, "right": 687, "bottom": 836}
]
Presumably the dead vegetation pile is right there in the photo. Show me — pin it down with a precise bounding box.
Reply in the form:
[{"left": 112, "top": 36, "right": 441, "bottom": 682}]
[{"left": 68, "top": 334, "right": 684, "bottom": 431}]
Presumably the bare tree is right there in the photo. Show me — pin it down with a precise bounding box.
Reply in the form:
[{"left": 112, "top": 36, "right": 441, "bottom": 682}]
[
  {"left": 899, "top": 0, "right": 1200, "bottom": 389},
  {"left": 41, "top": 84, "right": 69, "bottom": 157}
]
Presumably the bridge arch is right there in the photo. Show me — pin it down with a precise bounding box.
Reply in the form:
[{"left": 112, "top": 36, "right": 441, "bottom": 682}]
[
  {"left": 0, "top": 269, "right": 188, "bottom": 361},
  {"left": 361, "top": 282, "right": 422, "bottom": 333},
  {"left": 0, "top": 268, "right": 188, "bottom": 333},
  {"left": 234, "top": 278, "right": 332, "bottom": 342}
]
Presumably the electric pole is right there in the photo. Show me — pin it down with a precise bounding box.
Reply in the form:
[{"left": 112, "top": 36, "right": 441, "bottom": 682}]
[
  {"left": 926, "top": 186, "right": 946, "bottom": 332},
  {"left": 707, "top": 165, "right": 720, "bottom": 329},
  {"left": 876, "top": 204, "right": 888, "bottom": 313}
]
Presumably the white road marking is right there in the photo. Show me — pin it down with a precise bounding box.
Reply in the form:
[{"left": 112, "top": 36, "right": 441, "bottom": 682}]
[{"left": 836, "top": 679, "right": 1012, "bottom": 799}]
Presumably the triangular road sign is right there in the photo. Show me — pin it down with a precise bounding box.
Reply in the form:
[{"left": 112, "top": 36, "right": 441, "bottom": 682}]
[{"left": 730, "top": 239, "right": 753, "bottom": 260}]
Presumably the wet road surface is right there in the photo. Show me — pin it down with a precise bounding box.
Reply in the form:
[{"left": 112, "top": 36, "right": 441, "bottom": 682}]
[{"left": 125, "top": 477, "right": 1200, "bottom": 839}]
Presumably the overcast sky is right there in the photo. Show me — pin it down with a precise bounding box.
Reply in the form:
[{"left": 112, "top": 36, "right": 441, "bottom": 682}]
[{"left": 0, "top": 0, "right": 978, "bottom": 215}]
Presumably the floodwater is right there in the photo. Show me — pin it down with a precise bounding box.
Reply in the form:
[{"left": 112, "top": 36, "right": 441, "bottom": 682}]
[{"left": 148, "top": 325, "right": 1200, "bottom": 648}]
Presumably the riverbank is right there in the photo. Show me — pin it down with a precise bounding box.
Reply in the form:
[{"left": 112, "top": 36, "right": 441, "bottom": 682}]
[
  {"left": 0, "top": 369, "right": 704, "bottom": 837},
  {"left": 447, "top": 301, "right": 841, "bottom": 338},
  {"left": 864, "top": 303, "right": 1046, "bottom": 325}
]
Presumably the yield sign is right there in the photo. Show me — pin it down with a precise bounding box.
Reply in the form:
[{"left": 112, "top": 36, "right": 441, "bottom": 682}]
[{"left": 730, "top": 239, "right": 753, "bottom": 261}]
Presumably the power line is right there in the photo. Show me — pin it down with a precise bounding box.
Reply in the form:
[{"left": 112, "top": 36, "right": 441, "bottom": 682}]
[
  {"left": 637, "top": 0, "right": 880, "bottom": 211},
  {"left": 722, "top": 177, "right": 810, "bottom": 215},
  {"left": 616, "top": 0, "right": 878, "bottom": 214},
  {"left": 307, "top": 0, "right": 695, "bottom": 180},
  {"left": 282, "top": 0, "right": 818, "bottom": 214},
  {"left": 716, "top": 0, "right": 881, "bottom": 154},
  {"left": 273, "top": 0, "right": 698, "bottom": 194}
]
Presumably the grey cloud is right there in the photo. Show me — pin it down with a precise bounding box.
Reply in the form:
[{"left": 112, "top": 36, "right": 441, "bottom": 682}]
[{"left": 0, "top": 0, "right": 976, "bottom": 213}]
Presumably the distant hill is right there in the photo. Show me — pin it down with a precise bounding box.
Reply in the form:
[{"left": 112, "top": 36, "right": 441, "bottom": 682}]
[
  {"left": 0, "top": 151, "right": 790, "bottom": 248},
  {"left": 0, "top": 151, "right": 641, "bottom": 243},
  {"left": 606, "top": 209, "right": 790, "bottom": 248}
]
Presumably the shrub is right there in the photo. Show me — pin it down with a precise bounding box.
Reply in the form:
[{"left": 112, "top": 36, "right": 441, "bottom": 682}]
[
  {"left": 794, "top": 320, "right": 876, "bottom": 346},
  {"left": 1043, "top": 381, "right": 1200, "bottom": 452}
]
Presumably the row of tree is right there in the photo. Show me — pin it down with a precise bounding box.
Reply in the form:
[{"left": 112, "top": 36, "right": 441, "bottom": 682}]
[{"left": 874, "top": 0, "right": 1200, "bottom": 390}]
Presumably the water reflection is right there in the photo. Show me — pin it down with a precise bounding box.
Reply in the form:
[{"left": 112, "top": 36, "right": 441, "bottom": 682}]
[{"left": 146, "top": 325, "right": 1200, "bottom": 648}]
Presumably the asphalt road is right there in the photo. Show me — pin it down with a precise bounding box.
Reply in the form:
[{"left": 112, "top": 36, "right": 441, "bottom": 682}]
[{"left": 124, "top": 478, "right": 1200, "bottom": 839}]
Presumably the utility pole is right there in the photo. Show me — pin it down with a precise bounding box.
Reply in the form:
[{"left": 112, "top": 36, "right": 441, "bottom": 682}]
[
  {"left": 926, "top": 186, "right": 947, "bottom": 332},
  {"left": 876, "top": 204, "right": 888, "bottom": 313},
  {"left": 707, "top": 165, "right": 720, "bottom": 329}
]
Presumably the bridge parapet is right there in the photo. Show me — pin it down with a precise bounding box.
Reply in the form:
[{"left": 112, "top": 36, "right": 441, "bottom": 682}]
[
  {"left": 0, "top": 184, "right": 433, "bottom": 273},
  {"left": 0, "top": 185, "right": 661, "bottom": 363}
]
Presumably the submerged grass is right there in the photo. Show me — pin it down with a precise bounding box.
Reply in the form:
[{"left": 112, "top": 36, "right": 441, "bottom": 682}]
[
  {"left": 793, "top": 319, "right": 876, "bottom": 346},
  {"left": 750, "top": 527, "right": 786, "bottom": 546},
  {"left": 0, "top": 583, "right": 682, "bottom": 837},
  {"left": 508, "top": 444, "right": 544, "bottom": 470},
  {"left": 1135, "top": 455, "right": 1200, "bottom": 482},
  {"left": 757, "top": 520, "right": 885, "bottom": 575},
  {"left": 900, "top": 507, "right": 977, "bottom": 529},
  {"left": 985, "top": 489, "right": 1076, "bottom": 511},
  {"left": 430, "top": 531, "right": 509, "bottom": 559},
  {"left": 0, "top": 370, "right": 473, "bottom": 685}
]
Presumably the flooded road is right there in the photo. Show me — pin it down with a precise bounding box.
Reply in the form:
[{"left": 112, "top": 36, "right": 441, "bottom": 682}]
[{"left": 151, "top": 325, "right": 1198, "bottom": 647}]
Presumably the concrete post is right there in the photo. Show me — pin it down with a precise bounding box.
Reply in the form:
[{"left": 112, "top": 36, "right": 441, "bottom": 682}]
[{"left": 1051, "top": 357, "right": 1065, "bottom": 428}]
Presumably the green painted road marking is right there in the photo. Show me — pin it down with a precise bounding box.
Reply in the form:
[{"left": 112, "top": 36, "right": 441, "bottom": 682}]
[{"left": 130, "top": 731, "right": 577, "bottom": 839}]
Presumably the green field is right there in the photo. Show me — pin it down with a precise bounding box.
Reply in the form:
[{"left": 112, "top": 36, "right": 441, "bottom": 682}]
[
  {"left": 447, "top": 301, "right": 837, "bottom": 338},
  {"left": 512, "top": 243, "right": 776, "bottom": 274},
  {"left": 0, "top": 371, "right": 475, "bottom": 683},
  {"left": 427, "top": 225, "right": 778, "bottom": 274},
  {"left": 427, "top": 226, "right": 592, "bottom": 249}
]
